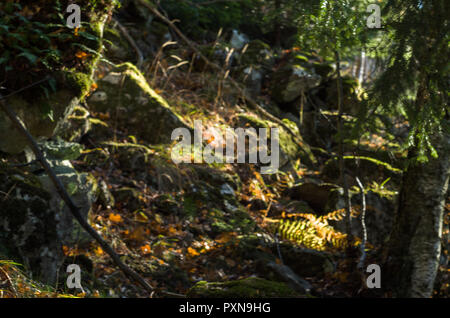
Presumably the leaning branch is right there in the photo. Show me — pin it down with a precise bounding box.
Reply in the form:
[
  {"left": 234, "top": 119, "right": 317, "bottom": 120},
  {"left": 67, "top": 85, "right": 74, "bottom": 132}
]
[{"left": 112, "top": 17, "right": 144, "bottom": 71}]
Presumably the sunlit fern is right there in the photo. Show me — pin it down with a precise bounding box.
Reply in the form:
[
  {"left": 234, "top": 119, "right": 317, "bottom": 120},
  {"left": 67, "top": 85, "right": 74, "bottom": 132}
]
[{"left": 266, "top": 209, "right": 362, "bottom": 251}]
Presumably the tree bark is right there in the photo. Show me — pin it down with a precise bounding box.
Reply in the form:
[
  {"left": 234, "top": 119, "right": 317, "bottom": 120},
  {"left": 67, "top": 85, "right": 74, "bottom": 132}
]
[
  {"left": 335, "top": 50, "right": 352, "bottom": 241},
  {"left": 384, "top": 122, "right": 450, "bottom": 297}
]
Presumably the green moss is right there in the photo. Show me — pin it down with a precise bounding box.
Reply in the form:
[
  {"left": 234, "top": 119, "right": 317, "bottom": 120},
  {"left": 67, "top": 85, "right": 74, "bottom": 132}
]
[
  {"left": 237, "top": 114, "right": 270, "bottom": 129},
  {"left": 366, "top": 187, "right": 397, "bottom": 201},
  {"left": 104, "top": 26, "right": 121, "bottom": 40},
  {"left": 211, "top": 208, "right": 255, "bottom": 234},
  {"left": 187, "top": 277, "right": 299, "bottom": 298},
  {"left": 279, "top": 119, "right": 300, "bottom": 159},
  {"left": 236, "top": 114, "right": 316, "bottom": 166},
  {"left": 114, "top": 62, "right": 184, "bottom": 118},
  {"left": 342, "top": 156, "right": 402, "bottom": 173},
  {"left": 65, "top": 72, "right": 92, "bottom": 98}
]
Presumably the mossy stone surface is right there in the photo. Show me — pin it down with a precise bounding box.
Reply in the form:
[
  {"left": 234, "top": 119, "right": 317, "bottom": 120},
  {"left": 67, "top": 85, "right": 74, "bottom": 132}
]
[
  {"left": 88, "top": 63, "right": 191, "bottom": 144},
  {"left": 187, "top": 277, "right": 299, "bottom": 298},
  {"left": 236, "top": 114, "right": 316, "bottom": 167}
]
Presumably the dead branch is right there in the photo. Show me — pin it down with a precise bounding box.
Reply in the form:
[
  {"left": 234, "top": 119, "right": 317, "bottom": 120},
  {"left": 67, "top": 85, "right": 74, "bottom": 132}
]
[
  {"left": 112, "top": 17, "right": 144, "bottom": 70},
  {"left": 355, "top": 176, "right": 367, "bottom": 269}
]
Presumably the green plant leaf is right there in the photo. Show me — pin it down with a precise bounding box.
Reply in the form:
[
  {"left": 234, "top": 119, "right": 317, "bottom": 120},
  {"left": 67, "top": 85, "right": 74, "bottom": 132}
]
[{"left": 18, "top": 52, "right": 38, "bottom": 64}]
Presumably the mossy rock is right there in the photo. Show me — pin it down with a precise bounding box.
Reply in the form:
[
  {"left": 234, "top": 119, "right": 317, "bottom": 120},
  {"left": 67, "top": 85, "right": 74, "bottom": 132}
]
[
  {"left": 24, "top": 140, "right": 96, "bottom": 248},
  {"left": 210, "top": 208, "right": 255, "bottom": 235},
  {"left": 235, "top": 114, "right": 316, "bottom": 168},
  {"left": 56, "top": 105, "right": 93, "bottom": 142},
  {"left": 41, "top": 138, "right": 84, "bottom": 161},
  {"left": 0, "top": 166, "right": 63, "bottom": 285},
  {"left": 88, "top": 63, "right": 191, "bottom": 144},
  {"left": 65, "top": 72, "right": 93, "bottom": 98},
  {"left": 322, "top": 76, "right": 361, "bottom": 114},
  {"left": 270, "top": 65, "right": 321, "bottom": 104},
  {"left": 187, "top": 277, "right": 299, "bottom": 298},
  {"left": 181, "top": 178, "right": 254, "bottom": 235},
  {"left": 285, "top": 182, "right": 340, "bottom": 214},
  {"left": 192, "top": 164, "right": 242, "bottom": 192},
  {"left": 0, "top": 13, "right": 107, "bottom": 154},
  {"left": 0, "top": 90, "right": 80, "bottom": 154},
  {"left": 275, "top": 244, "right": 335, "bottom": 277}
]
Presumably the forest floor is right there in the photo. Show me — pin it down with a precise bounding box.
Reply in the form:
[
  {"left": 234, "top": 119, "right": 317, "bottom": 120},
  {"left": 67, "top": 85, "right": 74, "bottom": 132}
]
[{"left": 0, "top": 1, "right": 448, "bottom": 299}]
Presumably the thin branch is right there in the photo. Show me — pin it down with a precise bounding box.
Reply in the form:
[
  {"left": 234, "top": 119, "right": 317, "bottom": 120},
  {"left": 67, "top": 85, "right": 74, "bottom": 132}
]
[
  {"left": 0, "top": 76, "right": 51, "bottom": 101},
  {"left": 355, "top": 176, "right": 367, "bottom": 269},
  {"left": 112, "top": 17, "right": 144, "bottom": 70}
]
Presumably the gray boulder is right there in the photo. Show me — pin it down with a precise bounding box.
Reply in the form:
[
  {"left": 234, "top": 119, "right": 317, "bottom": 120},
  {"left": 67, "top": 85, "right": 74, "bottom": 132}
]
[
  {"left": 271, "top": 65, "right": 321, "bottom": 104},
  {"left": 0, "top": 139, "right": 96, "bottom": 285},
  {"left": 88, "top": 63, "right": 190, "bottom": 144}
]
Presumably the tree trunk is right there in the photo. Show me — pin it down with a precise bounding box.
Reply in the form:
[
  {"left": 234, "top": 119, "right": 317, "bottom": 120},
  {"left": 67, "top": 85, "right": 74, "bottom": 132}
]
[
  {"left": 335, "top": 50, "right": 352, "bottom": 241},
  {"left": 384, "top": 122, "right": 450, "bottom": 297}
]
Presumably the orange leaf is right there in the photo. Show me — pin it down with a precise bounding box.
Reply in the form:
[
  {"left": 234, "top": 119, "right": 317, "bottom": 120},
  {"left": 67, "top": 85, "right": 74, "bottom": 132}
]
[
  {"left": 94, "top": 246, "right": 103, "bottom": 256},
  {"left": 168, "top": 226, "right": 178, "bottom": 235},
  {"left": 187, "top": 247, "right": 200, "bottom": 257},
  {"left": 90, "top": 82, "right": 98, "bottom": 91},
  {"left": 109, "top": 213, "right": 122, "bottom": 223},
  {"left": 75, "top": 51, "right": 88, "bottom": 59},
  {"left": 140, "top": 244, "right": 152, "bottom": 255}
]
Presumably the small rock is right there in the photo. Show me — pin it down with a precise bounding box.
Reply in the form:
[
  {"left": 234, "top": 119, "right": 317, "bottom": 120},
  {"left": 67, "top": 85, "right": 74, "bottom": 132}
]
[
  {"left": 220, "top": 183, "right": 235, "bottom": 196},
  {"left": 230, "top": 30, "right": 249, "bottom": 50}
]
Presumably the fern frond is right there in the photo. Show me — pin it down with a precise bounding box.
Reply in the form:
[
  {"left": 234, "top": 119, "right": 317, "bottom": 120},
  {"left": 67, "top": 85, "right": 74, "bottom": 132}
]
[{"left": 266, "top": 209, "right": 365, "bottom": 251}]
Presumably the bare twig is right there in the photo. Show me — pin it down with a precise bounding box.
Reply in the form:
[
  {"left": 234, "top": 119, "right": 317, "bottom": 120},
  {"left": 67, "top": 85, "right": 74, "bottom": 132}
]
[
  {"left": 112, "top": 18, "right": 144, "bottom": 70},
  {"left": 355, "top": 176, "right": 367, "bottom": 269},
  {"left": 0, "top": 265, "right": 18, "bottom": 297},
  {"left": 0, "top": 95, "right": 154, "bottom": 296},
  {"left": 0, "top": 76, "right": 51, "bottom": 101}
]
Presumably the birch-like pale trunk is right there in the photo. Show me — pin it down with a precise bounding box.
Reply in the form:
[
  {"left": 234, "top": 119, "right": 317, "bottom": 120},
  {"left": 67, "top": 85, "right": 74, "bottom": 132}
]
[{"left": 384, "top": 82, "right": 450, "bottom": 297}]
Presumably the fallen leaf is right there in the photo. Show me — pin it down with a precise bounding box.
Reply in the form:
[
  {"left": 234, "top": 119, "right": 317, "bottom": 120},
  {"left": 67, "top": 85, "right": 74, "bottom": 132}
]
[
  {"left": 140, "top": 244, "right": 152, "bottom": 255},
  {"left": 109, "top": 213, "right": 122, "bottom": 223},
  {"left": 187, "top": 247, "right": 200, "bottom": 257}
]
